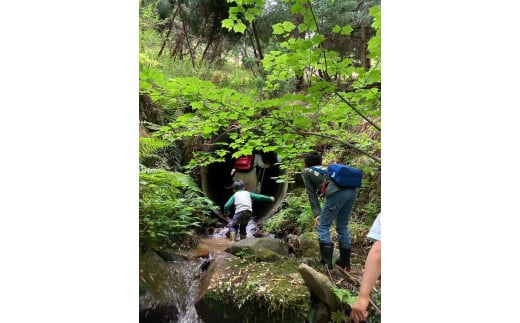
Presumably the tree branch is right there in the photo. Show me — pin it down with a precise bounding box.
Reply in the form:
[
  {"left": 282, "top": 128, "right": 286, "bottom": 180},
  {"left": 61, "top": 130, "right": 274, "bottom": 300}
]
[
  {"left": 302, "top": 131, "right": 380, "bottom": 164},
  {"left": 267, "top": 113, "right": 380, "bottom": 164},
  {"left": 333, "top": 90, "right": 381, "bottom": 132}
]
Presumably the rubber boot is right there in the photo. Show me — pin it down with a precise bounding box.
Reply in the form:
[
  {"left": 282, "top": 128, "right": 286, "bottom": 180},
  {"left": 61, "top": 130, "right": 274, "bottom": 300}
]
[
  {"left": 240, "top": 234, "right": 247, "bottom": 240},
  {"left": 319, "top": 242, "right": 334, "bottom": 270},
  {"left": 229, "top": 231, "right": 236, "bottom": 242},
  {"left": 335, "top": 245, "right": 352, "bottom": 272}
]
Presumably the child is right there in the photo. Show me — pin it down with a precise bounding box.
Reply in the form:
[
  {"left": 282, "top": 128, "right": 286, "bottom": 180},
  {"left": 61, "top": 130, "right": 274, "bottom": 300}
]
[{"left": 223, "top": 179, "right": 275, "bottom": 241}]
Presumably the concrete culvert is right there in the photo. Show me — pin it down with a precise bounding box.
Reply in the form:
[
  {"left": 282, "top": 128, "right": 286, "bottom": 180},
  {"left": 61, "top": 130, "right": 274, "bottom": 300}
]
[{"left": 201, "top": 129, "right": 288, "bottom": 224}]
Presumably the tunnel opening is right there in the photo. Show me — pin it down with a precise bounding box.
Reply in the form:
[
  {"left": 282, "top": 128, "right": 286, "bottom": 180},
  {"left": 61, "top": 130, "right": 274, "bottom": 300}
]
[{"left": 201, "top": 129, "right": 288, "bottom": 223}]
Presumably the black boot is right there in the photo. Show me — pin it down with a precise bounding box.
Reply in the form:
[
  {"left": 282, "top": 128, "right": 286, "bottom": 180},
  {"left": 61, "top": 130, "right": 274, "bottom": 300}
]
[
  {"left": 319, "top": 242, "right": 334, "bottom": 270},
  {"left": 335, "top": 245, "right": 352, "bottom": 272}
]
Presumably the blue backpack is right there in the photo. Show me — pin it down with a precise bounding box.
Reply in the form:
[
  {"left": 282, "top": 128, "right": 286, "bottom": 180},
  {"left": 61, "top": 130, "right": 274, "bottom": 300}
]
[{"left": 311, "top": 164, "right": 363, "bottom": 188}]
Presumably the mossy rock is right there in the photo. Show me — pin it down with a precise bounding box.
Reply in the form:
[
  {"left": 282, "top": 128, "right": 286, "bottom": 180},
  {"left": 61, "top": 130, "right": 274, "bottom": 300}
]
[
  {"left": 299, "top": 228, "right": 348, "bottom": 258},
  {"left": 226, "top": 237, "right": 289, "bottom": 257},
  {"left": 139, "top": 250, "right": 179, "bottom": 321},
  {"left": 139, "top": 250, "right": 171, "bottom": 304},
  {"left": 254, "top": 247, "right": 282, "bottom": 262},
  {"left": 196, "top": 255, "right": 311, "bottom": 323},
  {"left": 299, "top": 231, "right": 319, "bottom": 258}
]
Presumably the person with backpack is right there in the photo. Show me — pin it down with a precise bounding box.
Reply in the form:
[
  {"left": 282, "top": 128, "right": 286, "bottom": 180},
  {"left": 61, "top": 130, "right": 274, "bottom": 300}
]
[
  {"left": 302, "top": 151, "right": 361, "bottom": 271},
  {"left": 223, "top": 179, "right": 276, "bottom": 241}
]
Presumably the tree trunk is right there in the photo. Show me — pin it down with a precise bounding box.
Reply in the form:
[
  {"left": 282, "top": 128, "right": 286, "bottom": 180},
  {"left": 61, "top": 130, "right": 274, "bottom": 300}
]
[
  {"left": 251, "top": 21, "right": 263, "bottom": 60},
  {"left": 292, "top": 12, "right": 305, "bottom": 91},
  {"left": 158, "top": 6, "right": 180, "bottom": 57},
  {"left": 360, "top": 23, "right": 370, "bottom": 71},
  {"left": 201, "top": 33, "right": 214, "bottom": 63},
  {"left": 179, "top": 6, "right": 196, "bottom": 68}
]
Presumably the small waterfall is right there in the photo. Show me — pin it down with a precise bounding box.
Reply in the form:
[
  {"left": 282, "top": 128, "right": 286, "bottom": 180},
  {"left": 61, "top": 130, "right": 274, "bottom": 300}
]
[
  {"left": 141, "top": 237, "right": 233, "bottom": 323},
  {"left": 166, "top": 259, "right": 206, "bottom": 323}
]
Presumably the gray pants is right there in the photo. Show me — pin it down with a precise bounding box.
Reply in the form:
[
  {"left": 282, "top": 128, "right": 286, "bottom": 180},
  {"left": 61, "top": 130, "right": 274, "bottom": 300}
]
[{"left": 229, "top": 210, "right": 252, "bottom": 236}]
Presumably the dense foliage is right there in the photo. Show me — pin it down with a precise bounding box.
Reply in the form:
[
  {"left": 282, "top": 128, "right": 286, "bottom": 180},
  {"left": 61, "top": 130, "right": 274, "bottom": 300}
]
[
  {"left": 139, "top": 165, "right": 217, "bottom": 249},
  {"left": 139, "top": 0, "right": 381, "bottom": 241},
  {"left": 261, "top": 190, "right": 315, "bottom": 235},
  {"left": 140, "top": 1, "right": 381, "bottom": 321}
]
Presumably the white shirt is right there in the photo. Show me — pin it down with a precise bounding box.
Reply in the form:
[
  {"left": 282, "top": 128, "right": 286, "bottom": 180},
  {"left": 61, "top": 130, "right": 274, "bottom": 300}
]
[
  {"left": 367, "top": 213, "right": 381, "bottom": 241},
  {"left": 233, "top": 190, "right": 253, "bottom": 213}
]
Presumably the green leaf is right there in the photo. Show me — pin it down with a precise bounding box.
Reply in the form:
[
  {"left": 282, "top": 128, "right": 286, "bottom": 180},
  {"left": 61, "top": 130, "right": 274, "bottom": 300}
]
[
  {"left": 234, "top": 22, "right": 247, "bottom": 33},
  {"left": 341, "top": 25, "right": 353, "bottom": 35},
  {"left": 291, "top": 2, "right": 305, "bottom": 14},
  {"left": 272, "top": 23, "right": 284, "bottom": 35},
  {"left": 198, "top": 105, "right": 209, "bottom": 114},
  {"left": 229, "top": 6, "right": 245, "bottom": 14},
  {"left": 311, "top": 34, "right": 324, "bottom": 45},
  {"left": 370, "top": 5, "right": 381, "bottom": 29},
  {"left": 177, "top": 113, "right": 196, "bottom": 122},
  {"left": 202, "top": 125, "right": 216, "bottom": 135},
  {"left": 191, "top": 102, "right": 203, "bottom": 110},
  {"left": 221, "top": 18, "right": 234, "bottom": 30},
  {"left": 244, "top": 12, "right": 255, "bottom": 22},
  {"left": 282, "top": 21, "right": 296, "bottom": 33}
]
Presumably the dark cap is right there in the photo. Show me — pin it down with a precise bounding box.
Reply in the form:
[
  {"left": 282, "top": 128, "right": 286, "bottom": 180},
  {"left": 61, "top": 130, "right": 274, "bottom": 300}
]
[{"left": 233, "top": 179, "right": 245, "bottom": 190}]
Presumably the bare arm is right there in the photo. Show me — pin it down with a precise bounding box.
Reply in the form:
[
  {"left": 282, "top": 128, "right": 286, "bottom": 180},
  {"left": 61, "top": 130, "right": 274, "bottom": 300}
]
[{"left": 351, "top": 240, "right": 381, "bottom": 323}]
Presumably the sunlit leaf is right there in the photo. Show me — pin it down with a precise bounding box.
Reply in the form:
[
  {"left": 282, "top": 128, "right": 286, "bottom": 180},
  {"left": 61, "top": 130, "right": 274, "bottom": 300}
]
[{"left": 233, "top": 22, "right": 247, "bottom": 33}]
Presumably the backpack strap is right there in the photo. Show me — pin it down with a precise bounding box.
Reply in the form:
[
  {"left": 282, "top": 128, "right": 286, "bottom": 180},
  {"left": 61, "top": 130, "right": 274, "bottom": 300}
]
[
  {"left": 310, "top": 166, "right": 329, "bottom": 197},
  {"left": 310, "top": 166, "right": 327, "bottom": 176}
]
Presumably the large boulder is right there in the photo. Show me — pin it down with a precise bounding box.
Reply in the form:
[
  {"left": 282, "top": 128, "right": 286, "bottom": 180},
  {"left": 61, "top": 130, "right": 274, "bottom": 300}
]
[
  {"left": 195, "top": 250, "right": 311, "bottom": 322},
  {"left": 225, "top": 237, "right": 289, "bottom": 257},
  {"left": 298, "top": 263, "right": 342, "bottom": 313},
  {"left": 139, "top": 250, "right": 179, "bottom": 323},
  {"left": 299, "top": 231, "right": 320, "bottom": 258}
]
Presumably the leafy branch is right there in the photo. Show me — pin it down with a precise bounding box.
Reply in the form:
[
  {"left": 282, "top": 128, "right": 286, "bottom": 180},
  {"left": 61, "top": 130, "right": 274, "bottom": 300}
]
[
  {"left": 301, "top": 131, "right": 380, "bottom": 163},
  {"left": 333, "top": 90, "right": 381, "bottom": 132}
]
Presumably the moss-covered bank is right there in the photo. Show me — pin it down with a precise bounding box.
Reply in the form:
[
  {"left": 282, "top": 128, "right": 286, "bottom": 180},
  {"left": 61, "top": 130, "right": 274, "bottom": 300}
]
[{"left": 197, "top": 254, "right": 311, "bottom": 323}]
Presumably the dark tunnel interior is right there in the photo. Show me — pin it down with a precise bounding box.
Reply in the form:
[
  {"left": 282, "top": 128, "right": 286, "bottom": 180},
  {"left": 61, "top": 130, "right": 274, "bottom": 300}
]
[{"left": 201, "top": 130, "right": 288, "bottom": 223}]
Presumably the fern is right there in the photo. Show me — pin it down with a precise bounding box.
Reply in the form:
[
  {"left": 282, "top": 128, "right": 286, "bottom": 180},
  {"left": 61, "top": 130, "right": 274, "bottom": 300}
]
[
  {"left": 139, "top": 137, "right": 169, "bottom": 163},
  {"left": 139, "top": 167, "right": 216, "bottom": 249}
]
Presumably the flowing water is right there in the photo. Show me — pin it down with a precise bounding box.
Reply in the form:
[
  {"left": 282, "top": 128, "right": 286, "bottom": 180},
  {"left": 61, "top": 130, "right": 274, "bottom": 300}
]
[
  {"left": 151, "top": 223, "right": 269, "bottom": 323},
  {"left": 166, "top": 259, "right": 205, "bottom": 323},
  {"left": 163, "top": 236, "right": 234, "bottom": 323}
]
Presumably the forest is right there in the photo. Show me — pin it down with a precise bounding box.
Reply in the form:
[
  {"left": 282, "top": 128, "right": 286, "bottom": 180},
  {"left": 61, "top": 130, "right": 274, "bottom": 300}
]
[{"left": 139, "top": 0, "right": 381, "bottom": 322}]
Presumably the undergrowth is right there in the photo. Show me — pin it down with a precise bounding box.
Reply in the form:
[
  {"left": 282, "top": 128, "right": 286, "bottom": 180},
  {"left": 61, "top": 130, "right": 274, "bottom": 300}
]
[
  {"left": 139, "top": 167, "right": 216, "bottom": 250},
  {"left": 261, "top": 191, "right": 315, "bottom": 237}
]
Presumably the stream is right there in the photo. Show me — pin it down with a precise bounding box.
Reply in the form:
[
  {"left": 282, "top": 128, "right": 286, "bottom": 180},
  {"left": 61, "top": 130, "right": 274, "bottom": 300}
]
[
  {"left": 166, "top": 258, "right": 205, "bottom": 323},
  {"left": 141, "top": 221, "right": 273, "bottom": 323},
  {"left": 168, "top": 234, "right": 234, "bottom": 322}
]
